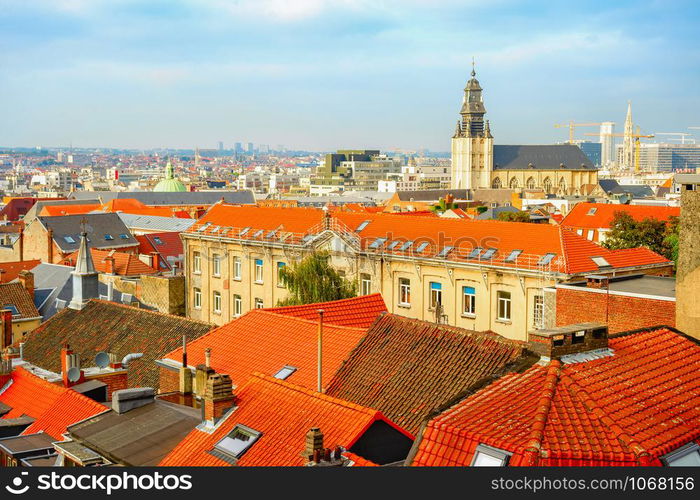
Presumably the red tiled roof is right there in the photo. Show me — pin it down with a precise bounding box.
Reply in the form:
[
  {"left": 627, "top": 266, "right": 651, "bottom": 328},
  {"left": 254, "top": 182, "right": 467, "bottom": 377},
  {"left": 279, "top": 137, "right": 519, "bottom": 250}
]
[
  {"left": 40, "top": 204, "right": 101, "bottom": 217},
  {"left": 562, "top": 203, "right": 680, "bottom": 230},
  {"left": 325, "top": 314, "right": 528, "bottom": 434},
  {"left": 342, "top": 451, "right": 378, "bottom": 466},
  {"left": 135, "top": 232, "right": 184, "bottom": 270},
  {"left": 60, "top": 248, "right": 157, "bottom": 276},
  {"left": 411, "top": 327, "right": 700, "bottom": 466},
  {"left": 0, "top": 367, "right": 106, "bottom": 440},
  {"left": 0, "top": 260, "right": 41, "bottom": 284},
  {"left": 159, "top": 373, "right": 410, "bottom": 466},
  {"left": 101, "top": 198, "right": 191, "bottom": 218},
  {"left": 186, "top": 205, "right": 671, "bottom": 276},
  {"left": 263, "top": 294, "right": 387, "bottom": 329},
  {"left": 0, "top": 282, "right": 40, "bottom": 318},
  {"left": 163, "top": 309, "right": 367, "bottom": 391}
]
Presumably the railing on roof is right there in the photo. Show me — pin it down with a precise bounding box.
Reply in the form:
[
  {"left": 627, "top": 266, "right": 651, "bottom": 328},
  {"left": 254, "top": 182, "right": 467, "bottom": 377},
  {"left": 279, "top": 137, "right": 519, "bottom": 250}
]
[{"left": 187, "top": 219, "right": 566, "bottom": 274}]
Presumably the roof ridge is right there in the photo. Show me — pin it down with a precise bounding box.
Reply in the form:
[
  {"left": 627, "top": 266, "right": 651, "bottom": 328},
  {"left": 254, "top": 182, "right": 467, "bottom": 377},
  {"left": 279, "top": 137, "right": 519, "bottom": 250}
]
[
  {"left": 266, "top": 292, "right": 383, "bottom": 309},
  {"left": 87, "top": 299, "right": 213, "bottom": 326},
  {"left": 521, "top": 360, "right": 561, "bottom": 465},
  {"left": 253, "top": 309, "right": 367, "bottom": 331},
  {"left": 559, "top": 370, "right": 651, "bottom": 465}
]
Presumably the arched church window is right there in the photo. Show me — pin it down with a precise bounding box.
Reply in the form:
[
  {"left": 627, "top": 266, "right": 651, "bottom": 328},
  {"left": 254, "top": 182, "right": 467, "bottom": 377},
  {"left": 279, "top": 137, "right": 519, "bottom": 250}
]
[
  {"left": 492, "top": 178, "right": 502, "bottom": 189},
  {"left": 509, "top": 178, "right": 519, "bottom": 189},
  {"left": 558, "top": 178, "right": 567, "bottom": 193},
  {"left": 526, "top": 177, "right": 536, "bottom": 189},
  {"left": 543, "top": 177, "right": 552, "bottom": 194}
]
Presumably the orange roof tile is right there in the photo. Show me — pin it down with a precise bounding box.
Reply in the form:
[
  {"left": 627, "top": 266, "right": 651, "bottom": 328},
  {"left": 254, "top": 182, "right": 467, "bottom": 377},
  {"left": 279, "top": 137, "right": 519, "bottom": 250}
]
[
  {"left": 40, "top": 203, "right": 101, "bottom": 217},
  {"left": 159, "top": 373, "right": 410, "bottom": 466},
  {"left": 0, "top": 367, "right": 107, "bottom": 440},
  {"left": 163, "top": 309, "right": 367, "bottom": 391},
  {"left": 61, "top": 248, "right": 157, "bottom": 276},
  {"left": 342, "top": 451, "right": 378, "bottom": 466},
  {"left": 562, "top": 203, "right": 680, "bottom": 230},
  {"left": 101, "top": 198, "right": 192, "bottom": 218},
  {"left": 411, "top": 327, "right": 700, "bottom": 466},
  {"left": 0, "top": 282, "right": 40, "bottom": 318},
  {"left": 263, "top": 294, "right": 387, "bottom": 328},
  {"left": 0, "top": 260, "right": 41, "bottom": 283}
]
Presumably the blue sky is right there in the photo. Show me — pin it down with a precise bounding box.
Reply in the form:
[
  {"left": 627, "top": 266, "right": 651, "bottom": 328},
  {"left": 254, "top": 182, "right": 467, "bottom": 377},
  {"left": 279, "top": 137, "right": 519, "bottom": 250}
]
[{"left": 1, "top": 0, "right": 698, "bottom": 151}]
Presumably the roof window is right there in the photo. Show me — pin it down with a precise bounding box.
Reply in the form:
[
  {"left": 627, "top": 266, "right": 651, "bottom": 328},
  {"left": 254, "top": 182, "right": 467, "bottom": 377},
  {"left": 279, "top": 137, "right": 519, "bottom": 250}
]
[
  {"left": 386, "top": 240, "right": 401, "bottom": 250},
  {"left": 504, "top": 249, "right": 522, "bottom": 263},
  {"left": 591, "top": 256, "right": 611, "bottom": 268},
  {"left": 119, "top": 234, "right": 129, "bottom": 240},
  {"left": 470, "top": 444, "right": 511, "bottom": 467},
  {"left": 153, "top": 236, "right": 163, "bottom": 245},
  {"left": 239, "top": 227, "right": 251, "bottom": 236},
  {"left": 662, "top": 442, "right": 700, "bottom": 467},
  {"left": 368, "top": 237, "right": 387, "bottom": 250},
  {"left": 214, "top": 425, "right": 262, "bottom": 460},
  {"left": 538, "top": 253, "right": 557, "bottom": 266},
  {"left": 400, "top": 241, "right": 413, "bottom": 251},
  {"left": 415, "top": 242, "right": 429, "bottom": 253},
  {"left": 2, "top": 304, "right": 19, "bottom": 316},
  {"left": 587, "top": 207, "right": 597, "bottom": 215},
  {"left": 104, "top": 234, "right": 114, "bottom": 240},
  {"left": 481, "top": 248, "right": 497, "bottom": 260},
  {"left": 436, "top": 246, "right": 453, "bottom": 258},
  {"left": 355, "top": 220, "right": 371, "bottom": 232},
  {"left": 253, "top": 229, "right": 264, "bottom": 238},
  {"left": 63, "top": 236, "right": 76, "bottom": 244},
  {"left": 467, "top": 247, "right": 483, "bottom": 259},
  {"left": 273, "top": 365, "right": 297, "bottom": 380}
]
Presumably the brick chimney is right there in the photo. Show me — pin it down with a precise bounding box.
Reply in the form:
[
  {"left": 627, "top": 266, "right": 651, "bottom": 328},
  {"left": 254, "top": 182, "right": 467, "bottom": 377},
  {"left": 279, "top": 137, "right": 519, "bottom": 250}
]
[
  {"left": 528, "top": 322, "right": 608, "bottom": 359},
  {"left": 585, "top": 275, "right": 609, "bottom": 289},
  {"left": 18, "top": 270, "right": 34, "bottom": 301},
  {"left": 47, "top": 228, "right": 54, "bottom": 263},
  {"left": 61, "top": 344, "right": 85, "bottom": 387},
  {"left": 0, "top": 358, "right": 12, "bottom": 389},
  {"left": 194, "top": 348, "right": 215, "bottom": 397},
  {"left": 1, "top": 309, "right": 13, "bottom": 350},
  {"left": 149, "top": 252, "right": 160, "bottom": 272},
  {"left": 445, "top": 193, "right": 454, "bottom": 206},
  {"left": 18, "top": 227, "right": 24, "bottom": 262},
  {"left": 179, "top": 335, "right": 192, "bottom": 395},
  {"left": 203, "top": 373, "right": 236, "bottom": 423},
  {"left": 303, "top": 428, "right": 325, "bottom": 463},
  {"left": 104, "top": 256, "right": 116, "bottom": 275}
]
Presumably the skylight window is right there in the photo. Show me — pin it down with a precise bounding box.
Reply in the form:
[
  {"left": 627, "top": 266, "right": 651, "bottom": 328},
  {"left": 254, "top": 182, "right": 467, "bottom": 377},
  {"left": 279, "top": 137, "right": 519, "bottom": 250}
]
[
  {"left": 273, "top": 365, "right": 297, "bottom": 380},
  {"left": 2, "top": 304, "right": 19, "bottom": 316},
  {"left": 214, "top": 425, "right": 262, "bottom": 460},
  {"left": 368, "top": 237, "right": 387, "bottom": 249},
  {"left": 197, "top": 223, "right": 211, "bottom": 233},
  {"left": 301, "top": 234, "right": 315, "bottom": 244},
  {"left": 386, "top": 240, "right": 401, "bottom": 250},
  {"left": 104, "top": 234, "right": 114, "bottom": 240},
  {"left": 265, "top": 230, "right": 277, "bottom": 239},
  {"left": 210, "top": 226, "right": 220, "bottom": 234},
  {"left": 470, "top": 444, "right": 512, "bottom": 467},
  {"left": 415, "top": 242, "right": 429, "bottom": 253},
  {"left": 436, "top": 246, "right": 453, "bottom": 258},
  {"left": 591, "top": 256, "right": 611, "bottom": 268},
  {"left": 481, "top": 248, "right": 497, "bottom": 260},
  {"left": 662, "top": 442, "right": 700, "bottom": 467},
  {"left": 239, "top": 227, "right": 251, "bottom": 236},
  {"left": 253, "top": 229, "right": 264, "bottom": 238},
  {"left": 504, "top": 249, "right": 522, "bottom": 263},
  {"left": 119, "top": 234, "right": 129, "bottom": 240},
  {"left": 355, "top": 220, "right": 371, "bottom": 232},
  {"left": 63, "top": 236, "right": 76, "bottom": 244},
  {"left": 153, "top": 236, "right": 163, "bottom": 245},
  {"left": 467, "top": 247, "right": 483, "bottom": 259},
  {"left": 538, "top": 253, "right": 557, "bottom": 266},
  {"left": 400, "top": 241, "right": 413, "bottom": 252},
  {"left": 587, "top": 207, "right": 597, "bottom": 215}
]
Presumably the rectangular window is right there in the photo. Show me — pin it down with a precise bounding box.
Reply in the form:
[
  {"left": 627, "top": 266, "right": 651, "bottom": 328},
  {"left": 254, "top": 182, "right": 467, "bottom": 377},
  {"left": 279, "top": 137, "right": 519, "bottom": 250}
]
[
  {"left": 273, "top": 365, "right": 297, "bottom": 380},
  {"left": 193, "top": 252, "right": 201, "bottom": 274},
  {"left": 255, "top": 259, "right": 263, "bottom": 283},
  {"left": 360, "top": 273, "right": 371, "bottom": 295},
  {"left": 429, "top": 282, "right": 442, "bottom": 309},
  {"left": 233, "top": 294, "right": 242, "bottom": 317},
  {"left": 214, "top": 425, "right": 262, "bottom": 459},
  {"left": 193, "top": 288, "right": 202, "bottom": 309},
  {"left": 533, "top": 294, "right": 544, "bottom": 328},
  {"left": 497, "top": 291, "right": 511, "bottom": 321},
  {"left": 212, "top": 254, "right": 221, "bottom": 277},
  {"left": 277, "top": 262, "right": 286, "bottom": 287},
  {"left": 233, "top": 257, "right": 241, "bottom": 280},
  {"left": 254, "top": 298, "right": 264, "bottom": 309},
  {"left": 462, "top": 286, "right": 476, "bottom": 316},
  {"left": 587, "top": 229, "right": 595, "bottom": 240},
  {"left": 213, "top": 291, "right": 222, "bottom": 314},
  {"left": 470, "top": 444, "right": 511, "bottom": 467},
  {"left": 399, "top": 278, "right": 411, "bottom": 306},
  {"left": 104, "top": 234, "right": 114, "bottom": 241},
  {"left": 662, "top": 442, "right": 700, "bottom": 466}
]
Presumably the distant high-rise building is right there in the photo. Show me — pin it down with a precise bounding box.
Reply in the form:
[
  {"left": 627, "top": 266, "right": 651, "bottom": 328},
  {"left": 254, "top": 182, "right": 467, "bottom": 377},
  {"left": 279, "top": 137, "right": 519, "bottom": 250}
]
[
  {"left": 599, "top": 121, "right": 615, "bottom": 167},
  {"left": 234, "top": 142, "right": 242, "bottom": 153},
  {"left": 574, "top": 141, "right": 602, "bottom": 167},
  {"left": 247, "top": 142, "right": 254, "bottom": 153},
  {"left": 218, "top": 141, "right": 224, "bottom": 151}
]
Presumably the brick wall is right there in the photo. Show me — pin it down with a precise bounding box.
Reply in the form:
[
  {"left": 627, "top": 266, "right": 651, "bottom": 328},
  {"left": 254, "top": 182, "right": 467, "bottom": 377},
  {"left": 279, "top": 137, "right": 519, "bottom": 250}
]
[
  {"left": 556, "top": 287, "right": 675, "bottom": 334},
  {"left": 141, "top": 275, "right": 186, "bottom": 315},
  {"left": 159, "top": 366, "right": 180, "bottom": 394},
  {"left": 87, "top": 372, "right": 128, "bottom": 399}
]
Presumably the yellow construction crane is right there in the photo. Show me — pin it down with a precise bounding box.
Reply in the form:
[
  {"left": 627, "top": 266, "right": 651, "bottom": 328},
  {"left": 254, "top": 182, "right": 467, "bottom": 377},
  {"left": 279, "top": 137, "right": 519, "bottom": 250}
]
[
  {"left": 585, "top": 128, "right": 654, "bottom": 173},
  {"left": 554, "top": 121, "right": 603, "bottom": 144}
]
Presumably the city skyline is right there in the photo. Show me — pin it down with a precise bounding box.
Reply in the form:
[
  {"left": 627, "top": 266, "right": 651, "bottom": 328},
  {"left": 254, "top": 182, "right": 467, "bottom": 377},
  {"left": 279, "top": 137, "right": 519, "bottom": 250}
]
[{"left": 1, "top": 0, "right": 699, "bottom": 151}]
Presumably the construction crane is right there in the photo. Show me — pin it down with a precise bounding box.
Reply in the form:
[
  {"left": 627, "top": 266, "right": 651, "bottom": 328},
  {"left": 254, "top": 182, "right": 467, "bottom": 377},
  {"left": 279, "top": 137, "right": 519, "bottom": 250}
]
[
  {"left": 654, "top": 132, "right": 695, "bottom": 144},
  {"left": 586, "top": 128, "right": 654, "bottom": 173},
  {"left": 554, "top": 121, "right": 603, "bottom": 144}
]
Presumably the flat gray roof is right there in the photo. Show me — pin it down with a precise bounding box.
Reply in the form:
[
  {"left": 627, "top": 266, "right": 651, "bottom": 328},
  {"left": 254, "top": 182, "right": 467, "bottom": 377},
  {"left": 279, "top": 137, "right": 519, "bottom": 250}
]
[{"left": 562, "top": 274, "right": 676, "bottom": 299}]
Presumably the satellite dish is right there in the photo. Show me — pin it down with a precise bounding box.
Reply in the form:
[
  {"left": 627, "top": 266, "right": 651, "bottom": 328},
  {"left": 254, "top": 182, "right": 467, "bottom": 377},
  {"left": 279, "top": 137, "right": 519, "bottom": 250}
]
[
  {"left": 67, "top": 366, "right": 81, "bottom": 383},
  {"left": 95, "top": 352, "right": 110, "bottom": 369}
]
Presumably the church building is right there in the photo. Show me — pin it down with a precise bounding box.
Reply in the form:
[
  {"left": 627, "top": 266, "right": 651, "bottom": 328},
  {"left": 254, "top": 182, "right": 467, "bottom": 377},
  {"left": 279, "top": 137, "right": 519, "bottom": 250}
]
[{"left": 451, "top": 67, "right": 599, "bottom": 194}]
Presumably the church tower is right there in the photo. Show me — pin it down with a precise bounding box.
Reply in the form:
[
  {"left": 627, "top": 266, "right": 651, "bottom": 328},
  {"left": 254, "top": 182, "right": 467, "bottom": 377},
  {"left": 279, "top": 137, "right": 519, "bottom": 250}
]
[
  {"left": 621, "top": 101, "right": 635, "bottom": 169},
  {"left": 451, "top": 62, "right": 494, "bottom": 190}
]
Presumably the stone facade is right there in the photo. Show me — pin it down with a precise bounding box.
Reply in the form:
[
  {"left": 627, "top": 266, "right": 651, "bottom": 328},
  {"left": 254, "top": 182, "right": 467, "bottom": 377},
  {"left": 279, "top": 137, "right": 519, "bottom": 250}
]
[{"left": 140, "top": 275, "right": 186, "bottom": 316}]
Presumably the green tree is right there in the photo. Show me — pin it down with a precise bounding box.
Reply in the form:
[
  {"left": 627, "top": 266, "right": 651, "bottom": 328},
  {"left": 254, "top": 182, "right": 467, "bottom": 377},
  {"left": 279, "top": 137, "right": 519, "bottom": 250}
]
[
  {"left": 497, "top": 211, "right": 531, "bottom": 223},
  {"left": 602, "top": 211, "right": 679, "bottom": 265},
  {"left": 429, "top": 197, "right": 458, "bottom": 213},
  {"left": 277, "top": 251, "right": 357, "bottom": 306}
]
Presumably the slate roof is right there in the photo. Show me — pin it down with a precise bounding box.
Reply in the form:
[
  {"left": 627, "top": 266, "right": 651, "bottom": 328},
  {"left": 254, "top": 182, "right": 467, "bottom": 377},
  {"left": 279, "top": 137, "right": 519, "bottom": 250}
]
[
  {"left": 263, "top": 293, "right": 387, "bottom": 329},
  {"left": 68, "top": 399, "right": 200, "bottom": 466},
  {"left": 60, "top": 248, "right": 158, "bottom": 276},
  {"left": 0, "top": 367, "right": 107, "bottom": 440},
  {"left": 22, "top": 300, "right": 212, "bottom": 390},
  {"left": 0, "top": 260, "right": 41, "bottom": 283},
  {"left": 159, "top": 373, "right": 411, "bottom": 466},
  {"left": 37, "top": 213, "right": 138, "bottom": 253},
  {"left": 410, "top": 327, "right": 700, "bottom": 466},
  {"left": 0, "top": 282, "right": 40, "bottom": 319},
  {"left": 163, "top": 309, "right": 367, "bottom": 391},
  {"left": 562, "top": 203, "right": 680, "bottom": 230},
  {"left": 70, "top": 190, "right": 256, "bottom": 206},
  {"left": 117, "top": 213, "right": 196, "bottom": 233},
  {"left": 493, "top": 145, "right": 596, "bottom": 170},
  {"left": 395, "top": 189, "right": 470, "bottom": 202},
  {"left": 324, "top": 314, "right": 530, "bottom": 434}
]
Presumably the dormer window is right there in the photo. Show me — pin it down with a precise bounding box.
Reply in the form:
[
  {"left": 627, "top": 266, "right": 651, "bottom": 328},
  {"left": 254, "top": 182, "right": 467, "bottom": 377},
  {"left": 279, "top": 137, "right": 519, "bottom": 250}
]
[{"left": 470, "top": 444, "right": 511, "bottom": 467}]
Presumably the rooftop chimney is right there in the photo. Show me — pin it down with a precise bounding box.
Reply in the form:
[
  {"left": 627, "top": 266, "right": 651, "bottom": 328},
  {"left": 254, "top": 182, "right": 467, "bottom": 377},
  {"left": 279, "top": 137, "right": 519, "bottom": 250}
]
[
  {"left": 203, "top": 373, "right": 236, "bottom": 423},
  {"left": 195, "top": 348, "right": 215, "bottom": 398},
  {"left": 149, "top": 252, "right": 160, "bottom": 272},
  {"left": 112, "top": 387, "right": 155, "bottom": 414},
  {"left": 1, "top": 309, "right": 13, "bottom": 350},
  {"left": 47, "top": 227, "right": 54, "bottom": 263},
  {"left": 303, "top": 428, "right": 324, "bottom": 462},
  {"left": 585, "top": 274, "right": 609, "bottom": 289},
  {"left": 528, "top": 322, "right": 608, "bottom": 360},
  {"left": 104, "top": 256, "right": 116, "bottom": 275},
  {"left": 18, "top": 270, "right": 34, "bottom": 301},
  {"left": 179, "top": 335, "right": 192, "bottom": 395}
]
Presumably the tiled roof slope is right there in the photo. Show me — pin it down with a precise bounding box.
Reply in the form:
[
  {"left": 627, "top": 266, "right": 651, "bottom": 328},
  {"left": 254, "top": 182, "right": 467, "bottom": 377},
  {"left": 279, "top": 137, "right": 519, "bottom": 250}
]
[
  {"left": 22, "top": 300, "right": 212, "bottom": 390},
  {"left": 135, "top": 232, "right": 184, "bottom": 270},
  {"left": 163, "top": 309, "right": 366, "bottom": 391},
  {"left": 61, "top": 248, "right": 157, "bottom": 276},
  {"left": 0, "top": 367, "right": 106, "bottom": 439},
  {"left": 187, "top": 205, "right": 671, "bottom": 276},
  {"left": 411, "top": 327, "right": 700, "bottom": 466},
  {"left": 562, "top": 202, "right": 679, "bottom": 229},
  {"left": 40, "top": 203, "right": 101, "bottom": 217},
  {"left": 0, "top": 260, "right": 41, "bottom": 284},
  {"left": 263, "top": 293, "right": 387, "bottom": 328},
  {"left": 324, "top": 314, "right": 529, "bottom": 434},
  {"left": 0, "top": 282, "right": 41, "bottom": 318},
  {"left": 37, "top": 213, "right": 139, "bottom": 252},
  {"left": 159, "top": 373, "right": 410, "bottom": 466}
]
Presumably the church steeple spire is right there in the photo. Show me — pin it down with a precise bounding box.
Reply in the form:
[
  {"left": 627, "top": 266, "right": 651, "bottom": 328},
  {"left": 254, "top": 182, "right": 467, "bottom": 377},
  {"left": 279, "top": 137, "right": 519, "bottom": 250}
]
[
  {"left": 68, "top": 222, "right": 99, "bottom": 310},
  {"left": 459, "top": 61, "right": 486, "bottom": 137}
]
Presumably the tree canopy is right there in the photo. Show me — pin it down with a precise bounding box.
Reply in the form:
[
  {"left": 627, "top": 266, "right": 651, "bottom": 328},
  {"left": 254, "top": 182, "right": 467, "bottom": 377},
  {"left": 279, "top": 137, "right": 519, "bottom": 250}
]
[
  {"left": 602, "top": 211, "right": 679, "bottom": 268},
  {"left": 277, "top": 251, "right": 357, "bottom": 306},
  {"left": 497, "top": 211, "right": 531, "bottom": 223}
]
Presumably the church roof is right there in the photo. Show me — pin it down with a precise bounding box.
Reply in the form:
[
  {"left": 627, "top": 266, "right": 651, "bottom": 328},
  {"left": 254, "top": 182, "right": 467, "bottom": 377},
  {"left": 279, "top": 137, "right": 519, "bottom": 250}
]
[{"left": 493, "top": 145, "right": 597, "bottom": 171}]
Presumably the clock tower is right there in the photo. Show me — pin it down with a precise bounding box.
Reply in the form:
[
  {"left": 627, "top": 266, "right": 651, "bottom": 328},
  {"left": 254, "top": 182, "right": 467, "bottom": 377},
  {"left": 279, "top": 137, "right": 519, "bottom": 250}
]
[{"left": 451, "top": 63, "right": 493, "bottom": 189}]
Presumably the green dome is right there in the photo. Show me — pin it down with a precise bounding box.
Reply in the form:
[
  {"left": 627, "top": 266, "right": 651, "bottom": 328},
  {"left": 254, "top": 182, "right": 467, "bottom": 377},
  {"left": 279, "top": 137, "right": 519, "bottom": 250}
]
[{"left": 153, "top": 160, "right": 187, "bottom": 192}]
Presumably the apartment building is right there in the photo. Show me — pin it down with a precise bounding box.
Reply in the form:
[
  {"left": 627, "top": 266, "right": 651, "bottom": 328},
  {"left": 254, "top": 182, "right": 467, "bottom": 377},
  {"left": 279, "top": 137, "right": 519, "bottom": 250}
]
[{"left": 182, "top": 204, "right": 672, "bottom": 340}]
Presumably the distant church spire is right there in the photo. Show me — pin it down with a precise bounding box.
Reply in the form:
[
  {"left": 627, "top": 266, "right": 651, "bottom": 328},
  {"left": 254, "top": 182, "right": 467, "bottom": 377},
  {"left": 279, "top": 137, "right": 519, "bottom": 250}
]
[
  {"left": 622, "top": 100, "right": 635, "bottom": 169},
  {"left": 471, "top": 56, "right": 476, "bottom": 77}
]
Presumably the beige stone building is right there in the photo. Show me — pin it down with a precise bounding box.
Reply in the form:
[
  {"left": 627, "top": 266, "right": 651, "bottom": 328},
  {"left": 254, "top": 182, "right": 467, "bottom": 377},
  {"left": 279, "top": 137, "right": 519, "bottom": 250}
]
[{"left": 182, "top": 204, "right": 672, "bottom": 341}]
